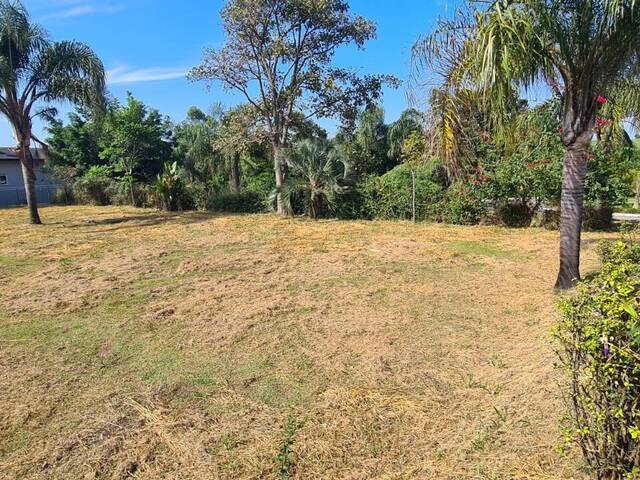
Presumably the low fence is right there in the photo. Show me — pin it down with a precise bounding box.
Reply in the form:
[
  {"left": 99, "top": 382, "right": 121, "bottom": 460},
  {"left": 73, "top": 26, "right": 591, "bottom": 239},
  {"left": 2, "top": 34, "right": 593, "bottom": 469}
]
[{"left": 0, "top": 185, "right": 61, "bottom": 207}]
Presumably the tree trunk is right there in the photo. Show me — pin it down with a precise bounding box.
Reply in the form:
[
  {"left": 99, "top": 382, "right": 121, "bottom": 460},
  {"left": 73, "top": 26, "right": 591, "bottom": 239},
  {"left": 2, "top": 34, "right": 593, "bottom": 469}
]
[
  {"left": 555, "top": 140, "right": 589, "bottom": 290},
  {"left": 229, "top": 154, "right": 241, "bottom": 193},
  {"left": 19, "top": 140, "right": 42, "bottom": 225},
  {"left": 634, "top": 174, "right": 640, "bottom": 210},
  {"left": 273, "top": 143, "right": 286, "bottom": 215}
]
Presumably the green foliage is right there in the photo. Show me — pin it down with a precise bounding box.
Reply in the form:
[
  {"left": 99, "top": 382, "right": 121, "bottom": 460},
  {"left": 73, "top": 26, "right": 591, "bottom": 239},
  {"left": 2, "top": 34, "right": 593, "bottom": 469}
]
[
  {"left": 174, "top": 106, "right": 220, "bottom": 182},
  {"left": 440, "top": 181, "right": 488, "bottom": 225},
  {"left": 586, "top": 145, "right": 639, "bottom": 209},
  {"left": 275, "top": 416, "right": 301, "bottom": 480},
  {"left": 46, "top": 112, "right": 102, "bottom": 173},
  {"left": 483, "top": 100, "right": 564, "bottom": 213},
  {"left": 276, "top": 139, "right": 350, "bottom": 219},
  {"left": 556, "top": 231, "right": 640, "bottom": 479},
  {"left": 209, "top": 191, "right": 264, "bottom": 214},
  {"left": 72, "top": 175, "right": 115, "bottom": 206},
  {"left": 156, "top": 162, "right": 185, "bottom": 211},
  {"left": 83, "top": 165, "right": 114, "bottom": 179},
  {"left": 99, "top": 94, "right": 174, "bottom": 182},
  {"left": 360, "top": 162, "right": 446, "bottom": 221},
  {"left": 338, "top": 105, "right": 395, "bottom": 177}
]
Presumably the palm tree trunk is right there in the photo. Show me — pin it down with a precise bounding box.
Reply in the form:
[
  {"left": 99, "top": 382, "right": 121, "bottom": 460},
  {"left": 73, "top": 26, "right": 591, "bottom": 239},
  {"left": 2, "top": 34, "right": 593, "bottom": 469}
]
[
  {"left": 19, "top": 141, "right": 42, "bottom": 225},
  {"left": 555, "top": 141, "right": 589, "bottom": 290},
  {"left": 634, "top": 174, "right": 640, "bottom": 210}
]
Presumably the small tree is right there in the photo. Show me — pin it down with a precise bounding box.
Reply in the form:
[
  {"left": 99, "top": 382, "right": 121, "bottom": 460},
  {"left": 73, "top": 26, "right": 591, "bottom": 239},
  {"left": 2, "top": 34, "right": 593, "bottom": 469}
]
[
  {"left": 189, "top": 0, "right": 397, "bottom": 215},
  {"left": 276, "top": 139, "right": 349, "bottom": 219},
  {"left": 0, "top": 0, "right": 105, "bottom": 224},
  {"left": 99, "top": 94, "right": 174, "bottom": 205}
]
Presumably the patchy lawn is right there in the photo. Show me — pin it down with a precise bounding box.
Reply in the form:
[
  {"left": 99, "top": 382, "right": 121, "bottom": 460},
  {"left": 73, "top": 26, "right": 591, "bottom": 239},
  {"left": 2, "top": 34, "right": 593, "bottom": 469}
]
[{"left": 0, "top": 206, "right": 612, "bottom": 479}]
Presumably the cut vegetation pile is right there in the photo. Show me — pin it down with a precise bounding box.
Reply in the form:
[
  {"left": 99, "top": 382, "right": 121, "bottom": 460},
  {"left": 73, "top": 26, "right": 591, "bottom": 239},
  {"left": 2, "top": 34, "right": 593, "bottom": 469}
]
[{"left": 0, "top": 206, "right": 612, "bottom": 479}]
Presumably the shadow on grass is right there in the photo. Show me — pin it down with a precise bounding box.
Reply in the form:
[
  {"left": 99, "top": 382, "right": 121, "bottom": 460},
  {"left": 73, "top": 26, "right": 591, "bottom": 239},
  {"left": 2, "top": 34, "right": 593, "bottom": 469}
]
[{"left": 67, "top": 211, "right": 224, "bottom": 231}]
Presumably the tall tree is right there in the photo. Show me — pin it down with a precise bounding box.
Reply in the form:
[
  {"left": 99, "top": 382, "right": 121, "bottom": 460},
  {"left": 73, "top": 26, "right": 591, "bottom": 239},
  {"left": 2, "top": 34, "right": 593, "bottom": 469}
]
[
  {"left": 0, "top": 0, "right": 105, "bottom": 224},
  {"left": 189, "top": 0, "right": 397, "bottom": 214}
]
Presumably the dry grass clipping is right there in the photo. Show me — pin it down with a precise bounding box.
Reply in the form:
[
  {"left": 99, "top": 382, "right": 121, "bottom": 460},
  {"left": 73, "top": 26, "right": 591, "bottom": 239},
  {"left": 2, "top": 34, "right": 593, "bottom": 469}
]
[{"left": 0, "top": 205, "right": 615, "bottom": 479}]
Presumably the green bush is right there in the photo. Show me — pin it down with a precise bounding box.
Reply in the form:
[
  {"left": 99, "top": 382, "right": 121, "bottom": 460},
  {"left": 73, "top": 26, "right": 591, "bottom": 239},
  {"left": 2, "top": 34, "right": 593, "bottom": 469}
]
[
  {"left": 586, "top": 146, "right": 638, "bottom": 210},
  {"left": 439, "top": 181, "right": 488, "bottom": 225},
  {"left": 156, "top": 161, "right": 186, "bottom": 211},
  {"left": 209, "top": 191, "right": 264, "bottom": 213},
  {"left": 555, "top": 231, "right": 640, "bottom": 479},
  {"left": 72, "top": 175, "right": 115, "bottom": 206},
  {"left": 360, "top": 162, "right": 446, "bottom": 221}
]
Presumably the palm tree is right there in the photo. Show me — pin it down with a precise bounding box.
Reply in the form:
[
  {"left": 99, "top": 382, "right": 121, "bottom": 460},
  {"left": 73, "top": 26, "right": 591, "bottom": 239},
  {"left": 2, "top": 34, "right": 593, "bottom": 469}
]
[
  {"left": 474, "top": 0, "right": 640, "bottom": 289},
  {"left": 387, "top": 108, "right": 425, "bottom": 163},
  {"left": 417, "top": 1, "right": 640, "bottom": 289},
  {"left": 0, "top": 1, "right": 105, "bottom": 224},
  {"left": 276, "top": 139, "right": 350, "bottom": 219}
]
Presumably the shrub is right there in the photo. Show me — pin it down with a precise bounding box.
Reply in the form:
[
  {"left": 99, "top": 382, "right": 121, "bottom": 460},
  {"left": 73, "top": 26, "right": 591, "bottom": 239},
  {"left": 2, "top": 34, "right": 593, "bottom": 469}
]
[
  {"left": 360, "top": 162, "right": 446, "bottom": 221},
  {"left": 156, "top": 161, "right": 186, "bottom": 211},
  {"left": 439, "top": 181, "right": 487, "bottom": 225},
  {"left": 555, "top": 232, "right": 640, "bottom": 479},
  {"left": 72, "top": 175, "right": 115, "bottom": 206},
  {"left": 209, "top": 191, "right": 264, "bottom": 213},
  {"left": 586, "top": 146, "right": 638, "bottom": 210},
  {"left": 495, "top": 201, "right": 535, "bottom": 227},
  {"left": 583, "top": 205, "right": 614, "bottom": 231}
]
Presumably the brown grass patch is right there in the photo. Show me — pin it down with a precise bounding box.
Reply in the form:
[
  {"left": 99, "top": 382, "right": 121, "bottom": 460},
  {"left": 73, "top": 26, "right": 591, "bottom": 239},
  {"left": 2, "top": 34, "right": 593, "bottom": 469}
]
[{"left": 0, "top": 205, "right": 614, "bottom": 479}]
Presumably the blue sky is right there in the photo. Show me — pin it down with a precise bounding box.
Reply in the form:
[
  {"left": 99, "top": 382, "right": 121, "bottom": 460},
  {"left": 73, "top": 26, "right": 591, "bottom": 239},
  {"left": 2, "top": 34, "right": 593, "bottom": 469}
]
[{"left": 1, "top": 0, "right": 459, "bottom": 146}]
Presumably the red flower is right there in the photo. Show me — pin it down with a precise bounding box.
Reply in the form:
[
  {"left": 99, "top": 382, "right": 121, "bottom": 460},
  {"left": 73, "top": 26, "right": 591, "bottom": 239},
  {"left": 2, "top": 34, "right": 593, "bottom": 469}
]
[
  {"left": 596, "top": 95, "right": 608, "bottom": 105},
  {"left": 596, "top": 117, "right": 612, "bottom": 127}
]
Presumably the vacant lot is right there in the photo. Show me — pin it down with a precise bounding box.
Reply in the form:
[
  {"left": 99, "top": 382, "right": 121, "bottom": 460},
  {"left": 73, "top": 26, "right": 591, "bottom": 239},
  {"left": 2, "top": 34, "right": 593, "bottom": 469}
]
[{"left": 0, "top": 206, "right": 611, "bottom": 479}]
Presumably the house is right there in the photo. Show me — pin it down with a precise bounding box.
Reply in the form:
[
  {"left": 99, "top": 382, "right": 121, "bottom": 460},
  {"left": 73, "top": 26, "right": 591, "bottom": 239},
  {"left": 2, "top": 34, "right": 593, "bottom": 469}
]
[{"left": 0, "top": 148, "right": 60, "bottom": 207}]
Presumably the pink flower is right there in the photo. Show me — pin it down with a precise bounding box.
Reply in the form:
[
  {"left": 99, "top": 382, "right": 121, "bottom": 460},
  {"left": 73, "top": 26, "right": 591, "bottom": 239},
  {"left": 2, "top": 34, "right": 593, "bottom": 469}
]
[
  {"left": 596, "top": 118, "right": 612, "bottom": 127},
  {"left": 596, "top": 95, "right": 608, "bottom": 105}
]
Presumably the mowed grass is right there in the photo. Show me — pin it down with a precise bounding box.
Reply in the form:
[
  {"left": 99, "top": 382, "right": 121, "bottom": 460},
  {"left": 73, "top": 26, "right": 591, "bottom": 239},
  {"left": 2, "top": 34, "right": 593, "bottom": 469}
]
[{"left": 0, "top": 205, "right": 612, "bottom": 479}]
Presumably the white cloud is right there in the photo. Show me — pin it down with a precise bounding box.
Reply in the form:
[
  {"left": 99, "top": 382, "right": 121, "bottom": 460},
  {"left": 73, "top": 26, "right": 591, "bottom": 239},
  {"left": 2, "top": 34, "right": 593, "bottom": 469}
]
[
  {"left": 106, "top": 66, "right": 188, "bottom": 85},
  {"left": 38, "top": 1, "right": 126, "bottom": 20}
]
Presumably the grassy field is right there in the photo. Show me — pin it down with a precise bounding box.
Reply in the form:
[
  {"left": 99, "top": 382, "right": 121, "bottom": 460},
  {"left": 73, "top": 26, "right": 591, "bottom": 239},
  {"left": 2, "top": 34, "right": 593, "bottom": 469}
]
[{"left": 0, "top": 206, "right": 613, "bottom": 479}]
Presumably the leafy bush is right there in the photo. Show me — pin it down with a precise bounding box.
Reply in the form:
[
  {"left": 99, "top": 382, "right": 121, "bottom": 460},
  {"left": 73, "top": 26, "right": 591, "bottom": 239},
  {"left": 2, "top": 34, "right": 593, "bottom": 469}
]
[
  {"left": 586, "top": 146, "right": 639, "bottom": 210},
  {"left": 439, "top": 181, "right": 488, "bottom": 225},
  {"left": 209, "top": 191, "right": 264, "bottom": 213},
  {"left": 555, "top": 232, "right": 640, "bottom": 479},
  {"left": 72, "top": 175, "right": 116, "bottom": 206},
  {"left": 156, "top": 161, "right": 186, "bottom": 211},
  {"left": 360, "top": 162, "right": 446, "bottom": 221}
]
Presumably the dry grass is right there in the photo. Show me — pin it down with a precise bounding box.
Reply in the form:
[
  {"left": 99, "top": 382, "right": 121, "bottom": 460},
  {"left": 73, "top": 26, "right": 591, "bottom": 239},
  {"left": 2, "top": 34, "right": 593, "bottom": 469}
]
[{"left": 0, "top": 205, "right": 614, "bottom": 479}]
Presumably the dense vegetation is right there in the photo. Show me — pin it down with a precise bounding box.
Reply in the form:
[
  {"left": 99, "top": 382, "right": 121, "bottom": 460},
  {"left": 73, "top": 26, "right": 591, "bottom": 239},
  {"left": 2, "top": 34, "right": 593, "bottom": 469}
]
[{"left": 46, "top": 95, "right": 640, "bottom": 231}]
